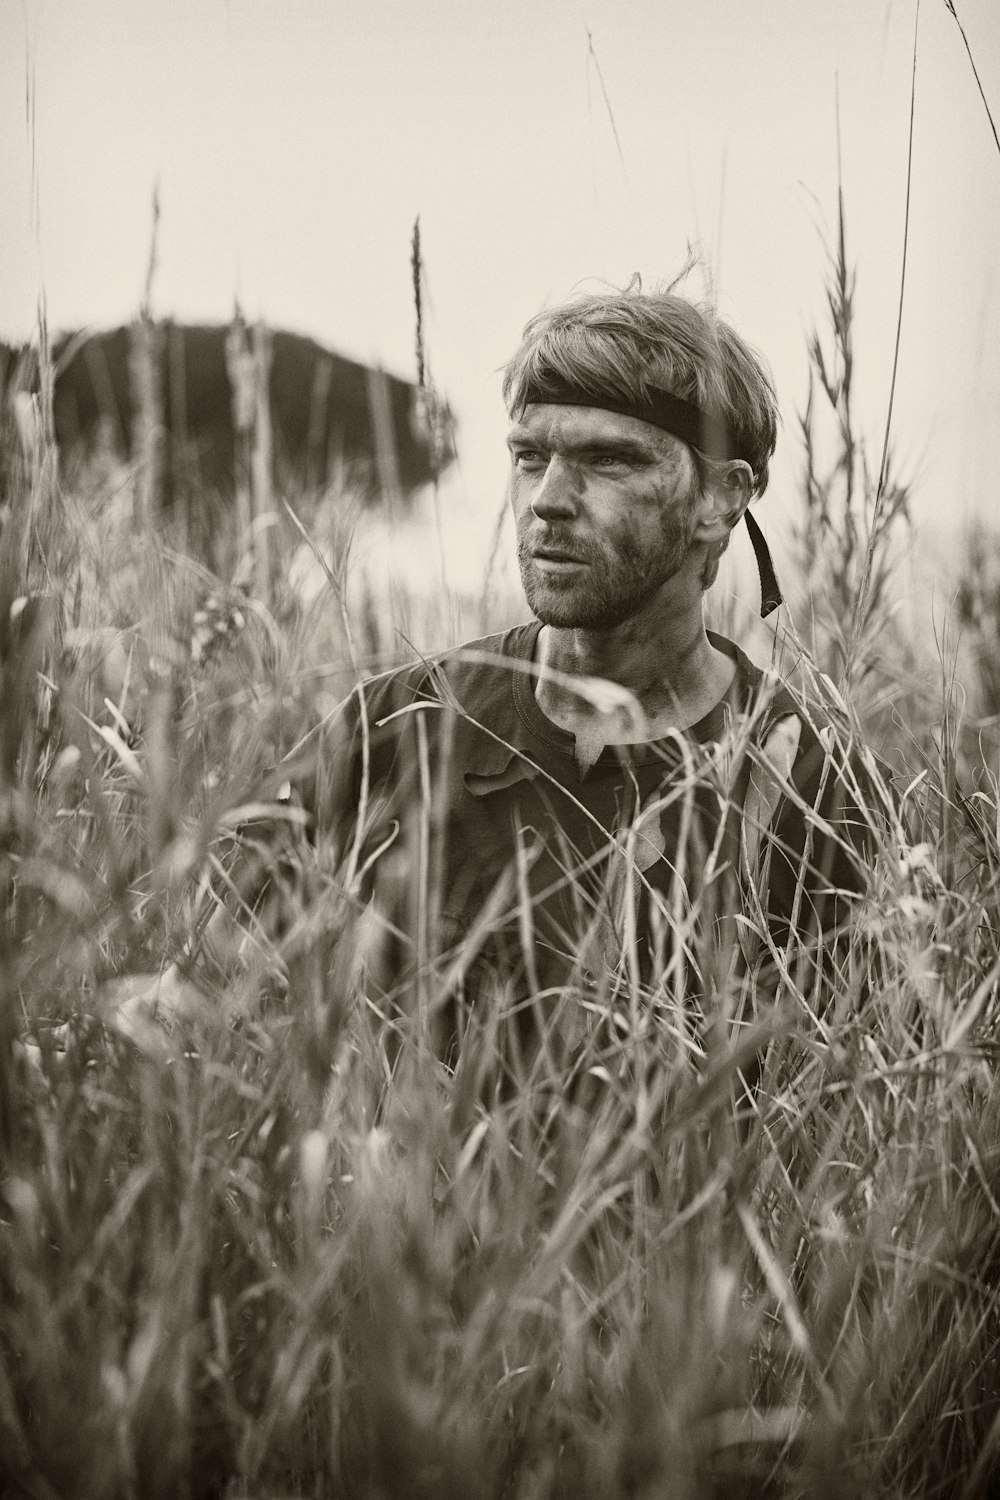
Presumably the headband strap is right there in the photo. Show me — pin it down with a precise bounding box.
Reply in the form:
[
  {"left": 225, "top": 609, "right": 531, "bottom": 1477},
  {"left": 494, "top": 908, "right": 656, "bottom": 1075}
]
[
  {"left": 744, "top": 509, "right": 783, "bottom": 617},
  {"left": 521, "top": 379, "right": 783, "bottom": 618},
  {"left": 522, "top": 379, "right": 742, "bottom": 462}
]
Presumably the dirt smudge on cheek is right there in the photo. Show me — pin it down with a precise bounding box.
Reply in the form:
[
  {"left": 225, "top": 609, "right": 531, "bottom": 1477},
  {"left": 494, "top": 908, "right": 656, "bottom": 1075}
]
[{"left": 647, "top": 468, "right": 696, "bottom": 553}]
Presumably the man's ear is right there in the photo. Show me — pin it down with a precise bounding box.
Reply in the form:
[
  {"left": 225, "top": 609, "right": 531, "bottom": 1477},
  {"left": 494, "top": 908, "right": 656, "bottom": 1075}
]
[{"left": 692, "top": 459, "right": 753, "bottom": 542}]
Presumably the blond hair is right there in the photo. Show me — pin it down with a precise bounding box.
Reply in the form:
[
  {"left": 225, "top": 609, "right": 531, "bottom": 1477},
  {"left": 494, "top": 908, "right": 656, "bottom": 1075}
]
[{"left": 502, "top": 286, "right": 778, "bottom": 495}]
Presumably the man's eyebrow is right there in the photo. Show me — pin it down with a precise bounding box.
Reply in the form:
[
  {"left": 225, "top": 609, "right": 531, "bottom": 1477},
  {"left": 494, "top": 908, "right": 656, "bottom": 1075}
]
[
  {"left": 576, "top": 436, "right": 656, "bottom": 456},
  {"left": 506, "top": 428, "right": 658, "bottom": 456}
]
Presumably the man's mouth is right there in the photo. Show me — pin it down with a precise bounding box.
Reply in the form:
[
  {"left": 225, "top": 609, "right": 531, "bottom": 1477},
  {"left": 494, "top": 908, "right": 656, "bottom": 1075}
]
[{"left": 531, "top": 546, "right": 587, "bottom": 565}]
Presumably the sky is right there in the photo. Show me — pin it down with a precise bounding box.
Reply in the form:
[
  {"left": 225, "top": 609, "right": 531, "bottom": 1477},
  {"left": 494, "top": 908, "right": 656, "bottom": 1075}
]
[{"left": 2, "top": 0, "right": 998, "bottom": 617}]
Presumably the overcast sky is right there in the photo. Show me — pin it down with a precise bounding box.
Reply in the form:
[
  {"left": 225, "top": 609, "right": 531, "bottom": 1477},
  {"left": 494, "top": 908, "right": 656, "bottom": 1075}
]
[{"left": 2, "top": 0, "right": 998, "bottom": 609}]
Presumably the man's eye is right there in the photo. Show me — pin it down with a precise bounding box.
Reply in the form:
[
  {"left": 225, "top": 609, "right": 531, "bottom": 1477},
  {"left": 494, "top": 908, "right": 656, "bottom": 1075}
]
[{"left": 514, "top": 450, "right": 546, "bottom": 468}]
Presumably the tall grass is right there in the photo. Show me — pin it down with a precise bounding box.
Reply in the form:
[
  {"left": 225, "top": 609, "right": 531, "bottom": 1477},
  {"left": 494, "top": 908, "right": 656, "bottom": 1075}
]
[{"left": 2, "top": 279, "right": 1000, "bottom": 1500}]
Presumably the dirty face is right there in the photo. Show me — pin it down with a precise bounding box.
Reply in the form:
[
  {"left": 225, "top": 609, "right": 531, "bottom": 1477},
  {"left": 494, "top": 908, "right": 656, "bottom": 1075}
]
[{"left": 507, "top": 404, "right": 699, "bottom": 629}]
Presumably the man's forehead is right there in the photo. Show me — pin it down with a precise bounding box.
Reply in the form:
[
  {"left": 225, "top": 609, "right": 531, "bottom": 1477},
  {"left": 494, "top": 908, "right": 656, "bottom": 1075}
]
[{"left": 508, "top": 402, "right": 678, "bottom": 449}]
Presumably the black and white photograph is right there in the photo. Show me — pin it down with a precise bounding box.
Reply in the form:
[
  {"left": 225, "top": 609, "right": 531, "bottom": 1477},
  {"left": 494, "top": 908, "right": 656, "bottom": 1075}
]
[{"left": 2, "top": 3, "right": 1000, "bottom": 1495}]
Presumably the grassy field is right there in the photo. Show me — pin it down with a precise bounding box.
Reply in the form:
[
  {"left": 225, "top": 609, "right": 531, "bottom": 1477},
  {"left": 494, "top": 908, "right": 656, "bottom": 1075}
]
[{"left": 3, "top": 264, "right": 1000, "bottom": 1500}]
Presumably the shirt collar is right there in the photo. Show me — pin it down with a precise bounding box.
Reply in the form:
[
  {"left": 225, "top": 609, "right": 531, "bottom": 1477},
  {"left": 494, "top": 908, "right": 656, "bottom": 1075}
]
[{"left": 460, "top": 626, "right": 762, "bottom": 796}]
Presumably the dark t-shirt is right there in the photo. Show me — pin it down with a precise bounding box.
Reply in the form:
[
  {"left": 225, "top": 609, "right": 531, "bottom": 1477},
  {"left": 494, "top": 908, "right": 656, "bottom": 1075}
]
[{"left": 285, "top": 624, "right": 879, "bottom": 1005}]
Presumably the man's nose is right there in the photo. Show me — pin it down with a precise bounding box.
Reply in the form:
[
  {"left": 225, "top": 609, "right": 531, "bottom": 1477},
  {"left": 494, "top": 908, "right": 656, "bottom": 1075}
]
[{"left": 529, "top": 457, "right": 577, "bottom": 518}]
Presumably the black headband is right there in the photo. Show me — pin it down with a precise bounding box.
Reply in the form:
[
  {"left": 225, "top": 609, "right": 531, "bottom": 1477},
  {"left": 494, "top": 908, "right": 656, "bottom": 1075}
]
[{"left": 521, "top": 378, "right": 783, "bottom": 618}]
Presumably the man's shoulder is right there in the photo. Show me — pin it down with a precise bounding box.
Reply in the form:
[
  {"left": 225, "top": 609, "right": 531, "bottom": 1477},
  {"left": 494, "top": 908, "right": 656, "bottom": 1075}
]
[
  {"left": 279, "top": 623, "right": 539, "bottom": 819},
  {"left": 732, "top": 648, "right": 855, "bottom": 756},
  {"left": 746, "top": 663, "right": 893, "bottom": 824},
  {"left": 352, "top": 622, "right": 539, "bottom": 725}
]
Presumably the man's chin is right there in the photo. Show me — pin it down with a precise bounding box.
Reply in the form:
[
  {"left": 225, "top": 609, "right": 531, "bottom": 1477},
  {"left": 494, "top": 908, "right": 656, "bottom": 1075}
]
[
  {"left": 523, "top": 576, "right": 580, "bottom": 624},
  {"left": 524, "top": 588, "right": 631, "bottom": 631},
  {"left": 520, "top": 564, "right": 631, "bottom": 629}
]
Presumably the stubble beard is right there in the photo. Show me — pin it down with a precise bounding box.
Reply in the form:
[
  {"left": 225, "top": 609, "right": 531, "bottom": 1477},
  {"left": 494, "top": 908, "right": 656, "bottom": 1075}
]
[{"left": 516, "top": 511, "right": 695, "bottom": 630}]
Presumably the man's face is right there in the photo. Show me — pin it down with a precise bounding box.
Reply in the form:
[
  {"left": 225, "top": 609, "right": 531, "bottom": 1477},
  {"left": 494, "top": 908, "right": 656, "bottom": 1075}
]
[{"left": 507, "top": 404, "right": 699, "bottom": 630}]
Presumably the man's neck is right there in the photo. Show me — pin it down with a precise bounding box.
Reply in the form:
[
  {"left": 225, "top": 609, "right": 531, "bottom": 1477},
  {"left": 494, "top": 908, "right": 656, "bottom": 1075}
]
[{"left": 533, "top": 595, "right": 736, "bottom": 770}]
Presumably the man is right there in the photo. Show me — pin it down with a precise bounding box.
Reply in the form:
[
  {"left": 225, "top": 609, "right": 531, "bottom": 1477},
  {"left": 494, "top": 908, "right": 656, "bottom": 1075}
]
[{"left": 278, "top": 286, "right": 881, "bottom": 1071}]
